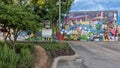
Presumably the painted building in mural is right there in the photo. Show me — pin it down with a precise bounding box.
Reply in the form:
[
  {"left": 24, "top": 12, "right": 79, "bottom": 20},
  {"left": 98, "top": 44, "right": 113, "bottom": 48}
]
[{"left": 60, "top": 10, "right": 118, "bottom": 41}]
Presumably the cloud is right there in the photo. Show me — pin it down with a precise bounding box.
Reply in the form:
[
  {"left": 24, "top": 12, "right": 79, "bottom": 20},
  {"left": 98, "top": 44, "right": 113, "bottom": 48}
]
[
  {"left": 74, "top": 0, "right": 90, "bottom": 3},
  {"left": 70, "top": 1, "right": 105, "bottom": 12},
  {"left": 96, "top": 4, "right": 105, "bottom": 10},
  {"left": 73, "top": 0, "right": 79, "bottom": 3},
  {"left": 70, "top": 0, "right": 120, "bottom": 12}
]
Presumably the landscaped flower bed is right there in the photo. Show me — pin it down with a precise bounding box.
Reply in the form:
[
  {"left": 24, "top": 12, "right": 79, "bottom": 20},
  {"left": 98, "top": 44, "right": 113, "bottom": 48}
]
[
  {"left": 0, "top": 41, "right": 75, "bottom": 68},
  {"left": 39, "top": 42, "right": 75, "bottom": 58},
  {"left": 37, "top": 42, "right": 75, "bottom": 68}
]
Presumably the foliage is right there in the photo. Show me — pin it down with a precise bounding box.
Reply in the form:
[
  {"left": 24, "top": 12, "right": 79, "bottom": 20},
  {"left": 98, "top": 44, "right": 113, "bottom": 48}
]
[
  {"left": 18, "top": 47, "right": 33, "bottom": 68},
  {"left": 32, "top": 0, "right": 74, "bottom": 23},
  {"left": 15, "top": 43, "right": 35, "bottom": 53},
  {"left": 0, "top": 42, "right": 34, "bottom": 68},
  {"left": 0, "top": 44, "right": 19, "bottom": 68},
  {"left": 0, "top": 0, "right": 74, "bottom": 47},
  {"left": 0, "top": 3, "right": 41, "bottom": 31},
  {"left": 39, "top": 42, "right": 70, "bottom": 51},
  {"left": 38, "top": 42, "right": 75, "bottom": 58},
  {"left": 0, "top": 2, "right": 41, "bottom": 48}
]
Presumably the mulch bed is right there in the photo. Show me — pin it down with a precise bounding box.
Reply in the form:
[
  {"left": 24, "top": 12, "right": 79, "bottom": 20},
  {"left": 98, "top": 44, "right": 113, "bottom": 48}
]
[
  {"left": 46, "top": 47, "right": 75, "bottom": 68},
  {"left": 49, "top": 48, "right": 75, "bottom": 59}
]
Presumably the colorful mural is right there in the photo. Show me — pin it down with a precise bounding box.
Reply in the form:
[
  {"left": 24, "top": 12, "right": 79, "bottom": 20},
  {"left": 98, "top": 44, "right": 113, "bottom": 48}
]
[{"left": 60, "top": 11, "right": 118, "bottom": 41}]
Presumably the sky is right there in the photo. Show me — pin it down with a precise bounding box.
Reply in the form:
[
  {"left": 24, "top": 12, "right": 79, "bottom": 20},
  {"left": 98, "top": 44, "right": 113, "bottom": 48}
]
[{"left": 70, "top": 0, "right": 120, "bottom": 25}]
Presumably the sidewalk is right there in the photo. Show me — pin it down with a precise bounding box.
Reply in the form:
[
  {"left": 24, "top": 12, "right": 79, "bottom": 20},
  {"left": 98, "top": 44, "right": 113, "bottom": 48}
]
[{"left": 57, "top": 58, "right": 87, "bottom": 68}]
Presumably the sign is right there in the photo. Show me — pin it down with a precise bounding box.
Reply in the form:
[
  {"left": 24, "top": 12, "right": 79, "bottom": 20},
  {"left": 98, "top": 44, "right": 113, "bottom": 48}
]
[{"left": 42, "top": 28, "right": 52, "bottom": 37}]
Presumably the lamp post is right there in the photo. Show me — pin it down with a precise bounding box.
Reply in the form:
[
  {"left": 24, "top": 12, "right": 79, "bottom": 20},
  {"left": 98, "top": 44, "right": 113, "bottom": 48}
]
[
  {"left": 59, "top": 0, "right": 61, "bottom": 26},
  {"left": 59, "top": 0, "right": 66, "bottom": 29}
]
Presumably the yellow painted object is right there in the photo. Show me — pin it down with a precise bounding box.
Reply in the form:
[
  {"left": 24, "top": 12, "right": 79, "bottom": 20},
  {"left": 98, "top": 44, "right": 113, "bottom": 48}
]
[
  {"left": 64, "top": 36, "right": 67, "bottom": 39},
  {"left": 74, "top": 35, "right": 78, "bottom": 40},
  {"left": 81, "top": 21, "right": 85, "bottom": 25},
  {"left": 104, "top": 37, "right": 109, "bottom": 41},
  {"left": 104, "top": 39, "right": 108, "bottom": 41},
  {"left": 65, "top": 25, "right": 69, "bottom": 30}
]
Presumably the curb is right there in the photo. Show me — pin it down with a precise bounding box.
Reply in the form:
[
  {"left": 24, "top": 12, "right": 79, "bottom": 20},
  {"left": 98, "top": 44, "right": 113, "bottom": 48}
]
[{"left": 51, "top": 42, "right": 80, "bottom": 68}]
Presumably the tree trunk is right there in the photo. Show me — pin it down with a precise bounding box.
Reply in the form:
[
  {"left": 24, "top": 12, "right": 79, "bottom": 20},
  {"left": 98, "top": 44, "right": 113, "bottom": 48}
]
[
  {"left": 8, "top": 28, "right": 13, "bottom": 43},
  {"left": 12, "top": 29, "right": 19, "bottom": 49},
  {"left": 13, "top": 35, "right": 17, "bottom": 50},
  {"left": 4, "top": 32, "right": 8, "bottom": 41}
]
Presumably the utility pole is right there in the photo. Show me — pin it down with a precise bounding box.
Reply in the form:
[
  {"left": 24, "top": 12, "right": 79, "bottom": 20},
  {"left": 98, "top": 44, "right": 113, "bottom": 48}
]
[{"left": 59, "top": 0, "right": 61, "bottom": 26}]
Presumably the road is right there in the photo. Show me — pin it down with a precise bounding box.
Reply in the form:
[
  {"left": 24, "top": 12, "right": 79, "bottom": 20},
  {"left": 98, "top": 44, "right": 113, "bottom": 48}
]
[{"left": 57, "top": 42, "right": 120, "bottom": 68}]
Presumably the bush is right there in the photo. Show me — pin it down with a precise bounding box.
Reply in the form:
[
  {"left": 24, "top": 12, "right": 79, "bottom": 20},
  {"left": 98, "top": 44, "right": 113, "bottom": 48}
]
[
  {"left": 15, "top": 43, "right": 34, "bottom": 53},
  {"left": 40, "top": 42, "right": 70, "bottom": 51},
  {"left": 0, "top": 42, "right": 34, "bottom": 68},
  {"left": 0, "top": 44, "right": 19, "bottom": 68},
  {"left": 17, "top": 47, "right": 33, "bottom": 68}
]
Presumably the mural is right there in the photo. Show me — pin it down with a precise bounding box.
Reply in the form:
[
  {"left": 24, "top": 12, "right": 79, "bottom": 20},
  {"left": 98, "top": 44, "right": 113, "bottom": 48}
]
[{"left": 60, "top": 11, "right": 118, "bottom": 41}]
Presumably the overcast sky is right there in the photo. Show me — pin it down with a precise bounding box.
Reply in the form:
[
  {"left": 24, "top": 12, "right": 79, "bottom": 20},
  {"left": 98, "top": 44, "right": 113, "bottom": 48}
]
[{"left": 70, "top": 0, "right": 120, "bottom": 25}]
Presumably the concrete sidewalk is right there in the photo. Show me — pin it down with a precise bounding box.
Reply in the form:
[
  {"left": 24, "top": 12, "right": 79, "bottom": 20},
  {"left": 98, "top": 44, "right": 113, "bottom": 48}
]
[{"left": 57, "top": 59, "right": 87, "bottom": 68}]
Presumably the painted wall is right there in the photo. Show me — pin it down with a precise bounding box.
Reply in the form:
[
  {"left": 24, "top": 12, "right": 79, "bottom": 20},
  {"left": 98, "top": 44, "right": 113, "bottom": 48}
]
[{"left": 60, "top": 11, "right": 118, "bottom": 41}]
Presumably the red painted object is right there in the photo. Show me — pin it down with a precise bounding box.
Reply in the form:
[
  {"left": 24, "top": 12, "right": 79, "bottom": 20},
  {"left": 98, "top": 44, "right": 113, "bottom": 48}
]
[{"left": 56, "top": 32, "right": 64, "bottom": 41}]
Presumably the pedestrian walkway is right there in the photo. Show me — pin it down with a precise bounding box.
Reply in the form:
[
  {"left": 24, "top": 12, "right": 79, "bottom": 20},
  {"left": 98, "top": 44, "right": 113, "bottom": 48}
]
[{"left": 57, "top": 59, "right": 83, "bottom": 68}]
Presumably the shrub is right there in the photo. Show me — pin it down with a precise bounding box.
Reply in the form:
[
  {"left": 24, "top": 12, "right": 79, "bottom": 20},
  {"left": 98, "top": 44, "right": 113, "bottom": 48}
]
[
  {"left": 15, "top": 43, "right": 34, "bottom": 53},
  {"left": 0, "top": 44, "right": 19, "bottom": 68},
  {"left": 40, "top": 42, "right": 70, "bottom": 51},
  {"left": 17, "top": 47, "right": 33, "bottom": 68},
  {"left": 0, "top": 42, "right": 34, "bottom": 68}
]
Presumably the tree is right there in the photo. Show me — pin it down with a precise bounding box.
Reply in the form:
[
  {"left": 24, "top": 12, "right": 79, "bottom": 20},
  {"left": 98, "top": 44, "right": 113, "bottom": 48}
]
[
  {"left": 1, "top": 0, "right": 30, "bottom": 5},
  {"left": 0, "top": 2, "right": 41, "bottom": 49},
  {"left": 32, "top": 0, "right": 74, "bottom": 25},
  {"left": 0, "top": 0, "right": 74, "bottom": 44},
  {"left": 1, "top": 0, "right": 74, "bottom": 25},
  {"left": 30, "top": 0, "right": 74, "bottom": 41}
]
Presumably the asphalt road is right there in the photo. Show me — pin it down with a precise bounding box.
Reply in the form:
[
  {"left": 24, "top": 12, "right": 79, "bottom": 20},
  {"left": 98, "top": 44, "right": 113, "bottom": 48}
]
[{"left": 57, "top": 42, "right": 120, "bottom": 68}]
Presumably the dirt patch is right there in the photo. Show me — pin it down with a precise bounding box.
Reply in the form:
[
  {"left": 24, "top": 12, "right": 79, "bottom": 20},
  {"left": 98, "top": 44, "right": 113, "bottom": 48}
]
[
  {"left": 47, "top": 46, "right": 75, "bottom": 68},
  {"left": 49, "top": 48, "right": 75, "bottom": 59}
]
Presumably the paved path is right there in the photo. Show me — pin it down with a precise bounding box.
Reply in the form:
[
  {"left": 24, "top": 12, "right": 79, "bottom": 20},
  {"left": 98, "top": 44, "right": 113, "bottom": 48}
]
[{"left": 57, "top": 42, "right": 120, "bottom": 68}]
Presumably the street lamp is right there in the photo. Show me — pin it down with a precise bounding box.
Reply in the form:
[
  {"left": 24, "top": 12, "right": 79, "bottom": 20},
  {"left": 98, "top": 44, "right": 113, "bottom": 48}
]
[
  {"left": 59, "top": 0, "right": 61, "bottom": 26},
  {"left": 59, "top": 0, "right": 66, "bottom": 28}
]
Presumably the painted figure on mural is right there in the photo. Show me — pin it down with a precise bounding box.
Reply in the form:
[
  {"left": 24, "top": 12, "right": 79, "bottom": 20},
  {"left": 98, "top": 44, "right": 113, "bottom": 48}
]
[
  {"left": 61, "top": 11, "right": 118, "bottom": 41},
  {"left": 104, "top": 32, "right": 109, "bottom": 41},
  {"left": 110, "top": 25, "right": 118, "bottom": 41}
]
